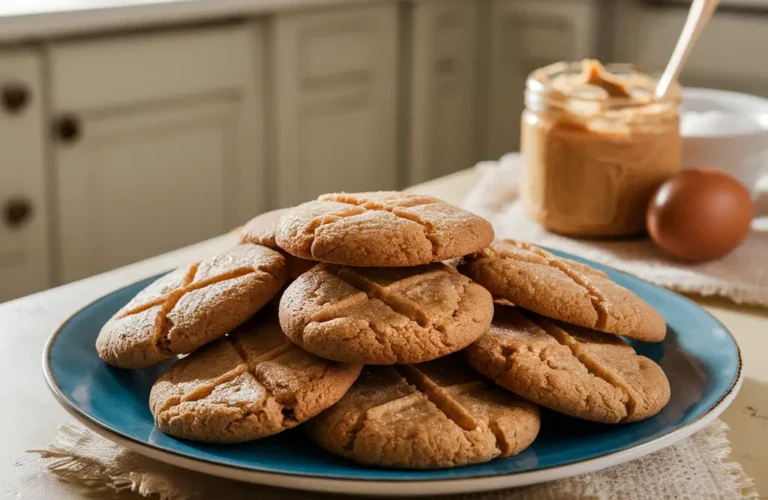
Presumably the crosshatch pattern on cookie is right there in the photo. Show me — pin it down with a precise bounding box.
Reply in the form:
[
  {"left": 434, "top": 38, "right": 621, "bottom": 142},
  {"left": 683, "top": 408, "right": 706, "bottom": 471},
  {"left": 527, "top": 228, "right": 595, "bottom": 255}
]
[
  {"left": 279, "top": 263, "right": 493, "bottom": 364},
  {"left": 460, "top": 239, "right": 666, "bottom": 342},
  {"left": 465, "top": 308, "right": 671, "bottom": 424},
  {"left": 305, "top": 357, "right": 540, "bottom": 469},
  {"left": 487, "top": 241, "right": 612, "bottom": 328},
  {"left": 317, "top": 193, "right": 446, "bottom": 254},
  {"left": 96, "top": 244, "right": 287, "bottom": 368},
  {"left": 275, "top": 192, "right": 494, "bottom": 267},
  {"left": 150, "top": 314, "right": 362, "bottom": 443},
  {"left": 313, "top": 266, "right": 459, "bottom": 331}
]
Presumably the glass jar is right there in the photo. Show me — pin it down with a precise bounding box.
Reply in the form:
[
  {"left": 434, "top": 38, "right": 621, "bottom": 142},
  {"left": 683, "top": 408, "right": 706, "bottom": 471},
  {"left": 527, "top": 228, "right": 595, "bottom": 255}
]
[{"left": 520, "top": 61, "right": 681, "bottom": 237}]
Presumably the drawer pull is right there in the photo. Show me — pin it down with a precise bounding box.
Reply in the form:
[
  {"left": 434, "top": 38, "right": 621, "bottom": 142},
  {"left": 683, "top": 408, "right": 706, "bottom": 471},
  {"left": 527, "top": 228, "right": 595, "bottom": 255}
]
[
  {"left": 1, "top": 83, "right": 29, "bottom": 114},
  {"left": 54, "top": 115, "right": 82, "bottom": 143},
  {"left": 3, "top": 198, "right": 33, "bottom": 228}
]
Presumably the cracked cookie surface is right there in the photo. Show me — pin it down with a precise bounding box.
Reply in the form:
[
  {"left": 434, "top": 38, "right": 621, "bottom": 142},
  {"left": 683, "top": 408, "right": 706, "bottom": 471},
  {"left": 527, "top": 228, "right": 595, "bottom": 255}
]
[
  {"left": 149, "top": 309, "right": 362, "bottom": 443},
  {"left": 96, "top": 244, "right": 288, "bottom": 369},
  {"left": 305, "top": 355, "right": 540, "bottom": 469},
  {"left": 240, "top": 208, "right": 317, "bottom": 279},
  {"left": 279, "top": 263, "right": 493, "bottom": 364},
  {"left": 465, "top": 307, "right": 670, "bottom": 423},
  {"left": 460, "top": 239, "right": 666, "bottom": 342},
  {"left": 274, "top": 192, "right": 494, "bottom": 267}
]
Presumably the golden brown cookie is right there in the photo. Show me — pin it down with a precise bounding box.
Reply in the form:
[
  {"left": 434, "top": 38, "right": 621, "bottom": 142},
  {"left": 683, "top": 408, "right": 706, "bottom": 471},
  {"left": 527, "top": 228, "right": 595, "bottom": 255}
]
[
  {"left": 279, "top": 263, "right": 493, "bottom": 364},
  {"left": 150, "top": 310, "right": 362, "bottom": 443},
  {"left": 96, "top": 244, "right": 287, "bottom": 369},
  {"left": 240, "top": 208, "right": 316, "bottom": 279},
  {"left": 465, "top": 307, "right": 670, "bottom": 423},
  {"left": 275, "top": 192, "right": 494, "bottom": 267},
  {"left": 460, "top": 239, "right": 666, "bottom": 342},
  {"left": 305, "top": 355, "right": 540, "bottom": 469}
]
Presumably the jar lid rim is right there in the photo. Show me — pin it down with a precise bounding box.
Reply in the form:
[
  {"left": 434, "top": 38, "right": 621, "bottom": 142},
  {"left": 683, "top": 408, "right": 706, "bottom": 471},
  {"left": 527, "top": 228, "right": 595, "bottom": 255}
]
[{"left": 527, "top": 61, "right": 681, "bottom": 106}]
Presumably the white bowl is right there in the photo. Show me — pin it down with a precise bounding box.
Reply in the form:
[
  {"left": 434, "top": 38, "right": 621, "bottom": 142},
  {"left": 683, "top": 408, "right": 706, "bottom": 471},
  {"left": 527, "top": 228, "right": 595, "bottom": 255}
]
[{"left": 681, "top": 87, "right": 768, "bottom": 194}]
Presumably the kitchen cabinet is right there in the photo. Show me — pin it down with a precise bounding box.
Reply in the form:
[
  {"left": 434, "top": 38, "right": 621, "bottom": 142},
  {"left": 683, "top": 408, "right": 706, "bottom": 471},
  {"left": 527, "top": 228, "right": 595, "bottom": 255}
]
[
  {"left": 271, "top": 3, "right": 399, "bottom": 207},
  {"left": 0, "top": 48, "right": 51, "bottom": 302},
  {"left": 3, "top": 0, "right": 701, "bottom": 302},
  {"left": 48, "top": 25, "right": 265, "bottom": 283},
  {"left": 482, "top": 0, "right": 604, "bottom": 159},
  {"left": 404, "top": 0, "right": 479, "bottom": 185},
  {"left": 614, "top": 3, "right": 768, "bottom": 96}
]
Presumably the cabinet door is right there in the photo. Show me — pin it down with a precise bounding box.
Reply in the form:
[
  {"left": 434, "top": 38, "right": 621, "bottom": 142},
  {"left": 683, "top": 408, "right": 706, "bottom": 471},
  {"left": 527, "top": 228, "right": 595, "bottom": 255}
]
[
  {"left": 484, "top": 0, "right": 602, "bottom": 159},
  {"left": 0, "top": 49, "right": 50, "bottom": 302},
  {"left": 48, "top": 26, "right": 265, "bottom": 283},
  {"left": 614, "top": 4, "right": 768, "bottom": 96},
  {"left": 272, "top": 4, "right": 398, "bottom": 207},
  {"left": 406, "top": 0, "right": 479, "bottom": 184}
]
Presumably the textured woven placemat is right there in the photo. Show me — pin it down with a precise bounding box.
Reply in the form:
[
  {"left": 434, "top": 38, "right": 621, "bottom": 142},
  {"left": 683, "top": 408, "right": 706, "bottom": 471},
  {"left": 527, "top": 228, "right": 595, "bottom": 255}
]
[
  {"left": 463, "top": 154, "right": 768, "bottom": 308},
  {"left": 26, "top": 421, "right": 754, "bottom": 499}
]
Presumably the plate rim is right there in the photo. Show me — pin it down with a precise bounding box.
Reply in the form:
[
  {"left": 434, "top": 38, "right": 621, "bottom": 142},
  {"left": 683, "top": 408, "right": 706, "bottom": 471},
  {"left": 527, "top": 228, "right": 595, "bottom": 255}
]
[{"left": 42, "top": 262, "right": 744, "bottom": 496}]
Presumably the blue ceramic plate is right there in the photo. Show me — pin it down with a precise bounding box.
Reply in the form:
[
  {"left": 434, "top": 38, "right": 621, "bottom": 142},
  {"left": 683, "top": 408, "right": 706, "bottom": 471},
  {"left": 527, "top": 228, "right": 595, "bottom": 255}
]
[{"left": 44, "top": 250, "right": 742, "bottom": 496}]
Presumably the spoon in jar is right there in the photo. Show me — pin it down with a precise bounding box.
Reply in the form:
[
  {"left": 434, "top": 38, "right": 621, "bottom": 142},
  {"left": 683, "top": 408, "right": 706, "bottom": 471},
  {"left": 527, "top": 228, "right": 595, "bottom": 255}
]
[{"left": 655, "top": 0, "right": 719, "bottom": 99}]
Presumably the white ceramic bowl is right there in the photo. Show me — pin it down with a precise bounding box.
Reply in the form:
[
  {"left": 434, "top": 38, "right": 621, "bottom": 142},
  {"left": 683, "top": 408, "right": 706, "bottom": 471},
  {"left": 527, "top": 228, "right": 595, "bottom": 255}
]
[{"left": 681, "top": 87, "right": 768, "bottom": 194}]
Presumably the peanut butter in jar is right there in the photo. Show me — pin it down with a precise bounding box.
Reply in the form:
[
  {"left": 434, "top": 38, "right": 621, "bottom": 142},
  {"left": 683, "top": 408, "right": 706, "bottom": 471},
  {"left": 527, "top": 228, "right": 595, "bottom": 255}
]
[{"left": 521, "top": 60, "right": 681, "bottom": 237}]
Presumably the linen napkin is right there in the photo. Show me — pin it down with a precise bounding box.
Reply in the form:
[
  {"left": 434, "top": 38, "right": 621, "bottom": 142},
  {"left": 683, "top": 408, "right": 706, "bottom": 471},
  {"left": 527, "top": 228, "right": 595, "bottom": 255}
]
[
  {"left": 463, "top": 154, "right": 768, "bottom": 307},
  {"left": 27, "top": 420, "right": 754, "bottom": 499}
]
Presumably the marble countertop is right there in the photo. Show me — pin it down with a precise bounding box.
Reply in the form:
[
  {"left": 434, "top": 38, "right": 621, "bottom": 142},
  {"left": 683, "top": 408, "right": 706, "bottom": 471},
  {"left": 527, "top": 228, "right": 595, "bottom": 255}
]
[{"left": 0, "top": 0, "right": 377, "bottom": 43}]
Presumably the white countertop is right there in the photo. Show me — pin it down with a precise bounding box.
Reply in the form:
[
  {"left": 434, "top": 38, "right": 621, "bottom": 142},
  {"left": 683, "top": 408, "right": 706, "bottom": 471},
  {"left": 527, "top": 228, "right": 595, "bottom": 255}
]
[
  {"left": 0, "top": 168, "right": 766, "bottom": 499},
  {"left": 0, "top": 0, "right": 376, "bottom": 43}
]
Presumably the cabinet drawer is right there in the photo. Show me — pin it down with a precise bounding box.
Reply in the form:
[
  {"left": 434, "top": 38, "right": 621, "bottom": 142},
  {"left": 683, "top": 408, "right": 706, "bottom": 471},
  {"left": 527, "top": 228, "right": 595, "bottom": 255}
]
[
  {"left": 0, "top": 48, "right": 50, "bottom": 301},
  {"left": 616, "top": 5, "right": 768, "bottom": 95},
  {"left": 272, "top": 4, "right": 399, "bottom": 206},
  {"left": 484, "top": 0, "right": 602, "bottom": 158},
  {"left": 406, "top": 0, "right": 480, "bottom": 184},
  {"left": 49, "top": 23, "right": 266, "bottom": 283},
  {"left": 0, "top": 250, "right": 49, "bottom": 303},
  {"left": 301, "top": 25, "right": 374, "bottom": 83},
  {"left": 56, "top": 100, "right": 236, "bottom": 283},
  {"left": 48, "top": 25, "right": 256, "bottom": 111},
  {"left": 289, "top": 8, "right": 385, "bottom": 87}
]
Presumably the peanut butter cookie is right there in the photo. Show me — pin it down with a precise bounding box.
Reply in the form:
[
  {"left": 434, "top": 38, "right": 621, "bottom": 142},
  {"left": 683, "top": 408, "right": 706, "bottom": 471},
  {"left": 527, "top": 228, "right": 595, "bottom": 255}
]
[
  {"left": 150, "top": 310, "right": 362, "bottom": 443},
  {"left": 465, "top": 307, "right": 670, "bottom": 423},
  {"left": 460, "top": 239, "right": 666, "bottom": 342},
  {"left": 305, "top": 355, "right": 539, "bottom": 469},
  {"left": 241, "top": 208, "right": 316, "bottom": 278},
  {"left": 96, "top": 244, "right": 287, "bottom": 369},
  {"left": 279, "top": 263, "right": 493, "bottom": 364},
  {"left": 275, "top": 192, "right": 494, "bottom": 267}
]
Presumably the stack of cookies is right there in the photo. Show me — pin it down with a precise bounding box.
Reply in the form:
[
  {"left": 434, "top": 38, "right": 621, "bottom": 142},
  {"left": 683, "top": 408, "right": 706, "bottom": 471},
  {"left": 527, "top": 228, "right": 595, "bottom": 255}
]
[{"left": 95, "top": 191, "right": 670, "bottom": 470}]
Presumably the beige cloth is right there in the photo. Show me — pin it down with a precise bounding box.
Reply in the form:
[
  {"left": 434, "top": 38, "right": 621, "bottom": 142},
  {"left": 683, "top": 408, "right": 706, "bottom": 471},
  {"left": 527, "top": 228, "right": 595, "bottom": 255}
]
[
  {"left": 24, "top": 154, "right": 761, "bottom": 498},
  {"left": 28, "top": 420, "right": 754, "bottom": 499},
  {"left": 463, "top": 154, "right": 768, "bottom": 307}
]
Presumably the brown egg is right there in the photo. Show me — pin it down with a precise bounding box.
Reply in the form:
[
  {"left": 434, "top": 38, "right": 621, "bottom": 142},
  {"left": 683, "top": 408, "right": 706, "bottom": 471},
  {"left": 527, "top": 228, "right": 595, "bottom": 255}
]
[{"left": 647, "top": 168, "right": 753, "bottom": 262}]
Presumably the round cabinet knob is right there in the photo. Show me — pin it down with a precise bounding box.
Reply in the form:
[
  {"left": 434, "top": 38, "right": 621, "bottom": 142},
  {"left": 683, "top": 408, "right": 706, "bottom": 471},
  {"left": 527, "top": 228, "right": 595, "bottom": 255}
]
[
  {"left": 3, "top": 197, "right": 33, "bottom": 228},
  {"left": 1, "top": 83, "right": 30, "bottom": 114},
  {"left": 54, "top": 115, "right": 82, "bottom": 143}
]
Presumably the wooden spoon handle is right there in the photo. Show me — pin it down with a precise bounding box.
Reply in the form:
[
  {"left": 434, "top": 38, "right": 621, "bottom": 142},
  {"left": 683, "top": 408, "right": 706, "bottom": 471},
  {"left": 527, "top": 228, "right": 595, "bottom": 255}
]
[{"left": 655, "top": 0, "right": 719, "bottom": 99}]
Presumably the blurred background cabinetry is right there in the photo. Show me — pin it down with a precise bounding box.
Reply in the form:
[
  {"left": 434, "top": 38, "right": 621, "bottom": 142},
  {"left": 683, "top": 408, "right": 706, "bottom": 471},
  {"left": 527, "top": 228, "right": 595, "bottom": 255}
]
[
  {"left": 405, "top": 0, "right": 479, "bottom": 185},
  {"left": 272, "top": 4, "right": 398, "bottom": 206},
  {"left": 482, "top": 0, "right": 606, "bottom": 158},
  {"left": 1, "top": 0, "right": 767, "bottom": 300},
  {"left": 613, "top": 1, "right": 768, "bottom": 96},
  {"left": 48, "top": 26, "right": 264, "bottom": 283},
  {"left": 0, "top": 49, "right": 49, "bottom": 302}
]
